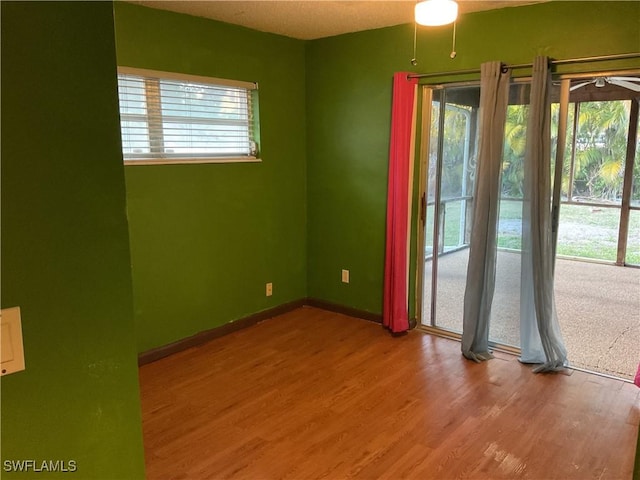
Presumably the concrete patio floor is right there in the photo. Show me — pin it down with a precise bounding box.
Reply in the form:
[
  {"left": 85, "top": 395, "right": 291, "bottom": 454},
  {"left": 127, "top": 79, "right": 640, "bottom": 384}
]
[{"left": 422, "top": 249, "right": 640, "bottom": 380}]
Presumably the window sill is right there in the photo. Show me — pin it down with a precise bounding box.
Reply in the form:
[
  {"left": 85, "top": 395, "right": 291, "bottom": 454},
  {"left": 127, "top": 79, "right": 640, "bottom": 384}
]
[{"left": 123, "top": 157, "right": 262, "bottom": 166}]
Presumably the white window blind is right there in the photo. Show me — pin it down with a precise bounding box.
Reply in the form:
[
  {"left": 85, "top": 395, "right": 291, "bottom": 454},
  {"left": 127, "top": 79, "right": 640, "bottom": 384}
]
[{"left": 117, "top": 68, "right": 259, "bottom": 164}]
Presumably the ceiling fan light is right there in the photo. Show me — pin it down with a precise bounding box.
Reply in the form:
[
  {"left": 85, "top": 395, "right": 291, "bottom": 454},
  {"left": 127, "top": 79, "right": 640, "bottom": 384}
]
[
  {"left": 594, "top": 78, "right": 606, "bottom": 88},
  {"left": 415, "top": 0, "right": 458, "bottom": 27}
]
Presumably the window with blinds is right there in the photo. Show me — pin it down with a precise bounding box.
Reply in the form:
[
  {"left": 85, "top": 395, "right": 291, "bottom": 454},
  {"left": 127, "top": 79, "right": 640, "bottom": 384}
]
[{"left": 116, "top": 68, "right": 259, "bottom": 164}]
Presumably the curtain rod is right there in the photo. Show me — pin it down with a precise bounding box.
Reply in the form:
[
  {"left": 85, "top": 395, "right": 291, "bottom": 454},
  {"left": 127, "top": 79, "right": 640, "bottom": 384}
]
[{"left": 407, "top": 52, "right": 640, "bottom": 80}]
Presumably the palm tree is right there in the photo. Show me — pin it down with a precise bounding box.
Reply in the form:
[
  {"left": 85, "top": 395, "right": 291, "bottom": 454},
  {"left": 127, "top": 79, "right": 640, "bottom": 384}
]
[
  {"left": 501, "top": 104, "right": 528, "bottom": 198},
  {"left": 499, "top": 99, "right": 632, "bottom": 202},
  {"left": 572, "top": 100, "right": 630, "bottom": 201}
]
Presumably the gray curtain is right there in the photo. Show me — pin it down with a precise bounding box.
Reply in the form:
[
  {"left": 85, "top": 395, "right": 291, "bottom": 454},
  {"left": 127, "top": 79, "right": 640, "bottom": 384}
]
[
  {"left": 519, "top": 56, "right": 568, "bottom": 371},
  {"left": 461, "top": 61, "right": 511, "bottom": 362}
]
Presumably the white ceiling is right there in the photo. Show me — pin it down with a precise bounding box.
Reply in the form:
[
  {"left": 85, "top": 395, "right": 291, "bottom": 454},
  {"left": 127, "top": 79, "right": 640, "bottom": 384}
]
[{"left": 127, "top": 0, "right": 548, "bottom": 40}]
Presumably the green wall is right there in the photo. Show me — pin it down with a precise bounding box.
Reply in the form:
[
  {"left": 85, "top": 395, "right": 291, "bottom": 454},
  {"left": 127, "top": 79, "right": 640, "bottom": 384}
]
[
  {"left": 113, "top": 3, "right": 307, "bottom": 352},
  {"left": 306, "top": 1, "right": 640, "bottom": 317},
  {"left": 114, "top": 1, "right": 639, "bottom": 351},
  {"left": 1, "top": 2, "right": 145, "bottom": 479}
]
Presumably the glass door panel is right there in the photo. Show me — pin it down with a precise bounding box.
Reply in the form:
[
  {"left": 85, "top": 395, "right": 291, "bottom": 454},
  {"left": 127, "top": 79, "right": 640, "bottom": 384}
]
[
  {"left": 554, "top": 76, "right": 640, "bottom": 379},
  {"left": 421, "top": 89, "right": 441, "bottom": 324},
  {"left": 421, "top": 85, "right": 479, "bottom": 332},
  {"left": 556, "top": 99, "right": 632, "bottom": 262},
  {"left": 490, "top": 82, "right": 533, "bottom": 348},
  {"left": 439, "top": 103, "right": 474, "bottom": 253}
]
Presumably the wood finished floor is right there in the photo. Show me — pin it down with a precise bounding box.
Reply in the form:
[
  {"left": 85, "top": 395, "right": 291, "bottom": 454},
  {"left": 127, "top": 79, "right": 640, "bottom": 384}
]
[{"left": 140, "top": 306, "right": 640, "bottom": 480}]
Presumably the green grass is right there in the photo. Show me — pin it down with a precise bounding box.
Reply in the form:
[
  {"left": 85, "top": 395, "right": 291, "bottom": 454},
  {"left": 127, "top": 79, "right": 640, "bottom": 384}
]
[
  {"left": 426, "top": 199, "right": 640, "bottom": 265},
  {"left": 425, "top": 201, "right": 471, "bottom": 252},
  {"left": 496, "top": 200, "right": 640, "bottom": 264}
]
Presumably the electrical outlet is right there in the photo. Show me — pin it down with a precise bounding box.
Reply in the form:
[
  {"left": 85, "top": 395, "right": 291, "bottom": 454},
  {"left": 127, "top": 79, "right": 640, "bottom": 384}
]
[
  {"left": 266, "top": 282, "right": 273, "bottom": 296},
  {"left": 341, "top": 269, "right": 349, "bottom": 283}
]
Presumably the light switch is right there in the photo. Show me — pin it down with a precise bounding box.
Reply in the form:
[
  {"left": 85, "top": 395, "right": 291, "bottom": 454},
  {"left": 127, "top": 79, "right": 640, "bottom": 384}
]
[{"left": 1, "top": 307, "right": 25, "bottom": 376}]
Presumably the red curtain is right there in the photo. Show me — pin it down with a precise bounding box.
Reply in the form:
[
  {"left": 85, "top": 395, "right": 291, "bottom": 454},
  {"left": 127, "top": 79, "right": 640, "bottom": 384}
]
[{"left": 383, "top": 72, "right": 418, "bottom": 333}]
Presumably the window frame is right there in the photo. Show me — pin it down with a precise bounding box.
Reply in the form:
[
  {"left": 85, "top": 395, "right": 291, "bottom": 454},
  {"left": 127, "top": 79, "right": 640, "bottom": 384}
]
[{"left": 117, "top": 67, "right": 260, "bottom": 166}]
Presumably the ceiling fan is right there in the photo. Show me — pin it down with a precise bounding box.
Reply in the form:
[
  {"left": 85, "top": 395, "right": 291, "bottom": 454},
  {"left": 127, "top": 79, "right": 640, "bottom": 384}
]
[{"left": 570, "top": 76, "right": 640, "bottom": 92}]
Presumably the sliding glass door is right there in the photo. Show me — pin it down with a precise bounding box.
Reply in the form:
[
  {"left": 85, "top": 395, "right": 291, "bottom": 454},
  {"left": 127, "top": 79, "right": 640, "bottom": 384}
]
[
  {"left": 420, "top": 86, "right": 478, "bottom": 334},
  {"left": 551, "top": 75, "right": 640, "bottom": 378},
  {"left": 420, "top": 80, "right": 537, "bottom": 348},
  {"left": 418, "top": 71, "right": 640, "bottom": 377}
]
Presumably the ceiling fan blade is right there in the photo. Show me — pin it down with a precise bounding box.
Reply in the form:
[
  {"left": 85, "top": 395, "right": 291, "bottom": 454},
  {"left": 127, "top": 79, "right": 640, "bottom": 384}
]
[
  {"left": 607, "top": 76, "right": 640, "bottom": 82},
  {"left": 609, "top": 79, "right": 640, "bottom": 92},
  {"left": 570, "top": 80, "right": 594, "bottom": 91}
]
